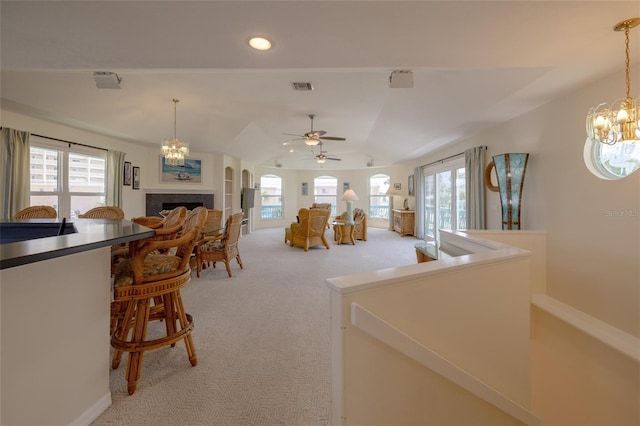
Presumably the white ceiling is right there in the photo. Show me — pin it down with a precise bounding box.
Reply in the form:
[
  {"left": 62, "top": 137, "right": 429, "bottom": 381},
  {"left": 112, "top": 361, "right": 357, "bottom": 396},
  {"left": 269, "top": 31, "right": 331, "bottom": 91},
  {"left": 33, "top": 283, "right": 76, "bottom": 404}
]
[{"left": 1, "top": 1, "right": 639, "bottom": 170}]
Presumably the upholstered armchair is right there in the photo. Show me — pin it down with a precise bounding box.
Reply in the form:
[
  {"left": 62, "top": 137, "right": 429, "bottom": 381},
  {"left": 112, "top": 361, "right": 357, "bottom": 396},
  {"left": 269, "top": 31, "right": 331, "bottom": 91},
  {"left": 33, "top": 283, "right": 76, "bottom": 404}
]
[
  {"left": 284, "top": 208, "right": 331, "bottom": 251},
  {"left": 333, "top": 207, "right": 367, "bottom": 241},
  {"left": 310, "top": 203, "right": 332, "bottom": 227},
  {"left": 310, "top": 202, "right": 331, "bottom": 210}
]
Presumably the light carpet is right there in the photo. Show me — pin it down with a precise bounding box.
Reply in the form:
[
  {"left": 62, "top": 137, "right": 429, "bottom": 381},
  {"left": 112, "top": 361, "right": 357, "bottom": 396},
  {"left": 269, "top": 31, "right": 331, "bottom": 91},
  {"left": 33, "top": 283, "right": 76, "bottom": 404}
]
[{"left": 93, "top": 226, "right": 420, "bottom": 426}]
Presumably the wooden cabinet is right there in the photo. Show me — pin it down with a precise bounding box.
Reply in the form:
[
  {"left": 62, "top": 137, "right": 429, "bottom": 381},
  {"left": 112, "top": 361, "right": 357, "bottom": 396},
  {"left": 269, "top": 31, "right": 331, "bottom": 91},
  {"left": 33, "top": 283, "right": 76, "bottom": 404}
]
[{"left": 392, "top": 209, "right": 414, "bottom": 236}]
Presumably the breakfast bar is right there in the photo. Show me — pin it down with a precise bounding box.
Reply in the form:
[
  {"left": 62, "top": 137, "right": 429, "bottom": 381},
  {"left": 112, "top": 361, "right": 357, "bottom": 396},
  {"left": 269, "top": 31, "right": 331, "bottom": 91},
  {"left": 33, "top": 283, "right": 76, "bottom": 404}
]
[{"left": 0, "top": 219, "right": 154, "bottom": 425}]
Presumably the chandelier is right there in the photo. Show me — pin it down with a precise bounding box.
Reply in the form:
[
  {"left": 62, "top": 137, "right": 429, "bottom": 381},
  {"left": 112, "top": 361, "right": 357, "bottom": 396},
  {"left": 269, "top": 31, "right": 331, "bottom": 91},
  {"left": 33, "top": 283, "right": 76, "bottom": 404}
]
[
  {"left": 586, "top": 18, "right": 640, "bottom": 145},
  {"left": 161, "top": 98, "right": 189, "bottom": 166}
]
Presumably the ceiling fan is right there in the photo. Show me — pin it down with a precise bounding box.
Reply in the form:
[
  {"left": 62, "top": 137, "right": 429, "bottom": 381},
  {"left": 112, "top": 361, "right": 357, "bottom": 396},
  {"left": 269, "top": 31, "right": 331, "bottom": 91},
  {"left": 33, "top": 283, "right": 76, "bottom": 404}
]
[
  {"left": 307, "top": 142, "right": 342, "bottom": 164},
  {"left": 282, "top": 114, "right": 346, "bottom": 146}
]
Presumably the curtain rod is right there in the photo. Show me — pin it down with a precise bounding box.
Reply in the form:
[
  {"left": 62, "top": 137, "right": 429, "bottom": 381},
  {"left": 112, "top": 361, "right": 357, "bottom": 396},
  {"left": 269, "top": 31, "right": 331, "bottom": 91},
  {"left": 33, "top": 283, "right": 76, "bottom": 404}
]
[
  {"left": 422, "top": 145, "right": 487, "bottom": 168},
  {"left": 31, "top": 133, "right": 108, "bottom": 152}
]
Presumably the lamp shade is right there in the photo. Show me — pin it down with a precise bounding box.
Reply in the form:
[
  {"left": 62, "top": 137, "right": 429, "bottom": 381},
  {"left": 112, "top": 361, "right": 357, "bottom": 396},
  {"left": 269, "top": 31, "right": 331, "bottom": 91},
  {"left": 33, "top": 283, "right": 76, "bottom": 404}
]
[
  {"left": 385, "top": 186, "right": 399, "bottom": 195},
  {"left": 341, "top": 189, "right": 359, "bottom": 201}
]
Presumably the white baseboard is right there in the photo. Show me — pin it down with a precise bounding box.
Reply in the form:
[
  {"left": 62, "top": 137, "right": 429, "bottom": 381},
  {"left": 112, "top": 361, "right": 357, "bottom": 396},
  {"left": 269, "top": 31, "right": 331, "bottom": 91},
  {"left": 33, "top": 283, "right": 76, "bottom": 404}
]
[{"left": 70, "top": 392, "right": 112, "bottom": 426}]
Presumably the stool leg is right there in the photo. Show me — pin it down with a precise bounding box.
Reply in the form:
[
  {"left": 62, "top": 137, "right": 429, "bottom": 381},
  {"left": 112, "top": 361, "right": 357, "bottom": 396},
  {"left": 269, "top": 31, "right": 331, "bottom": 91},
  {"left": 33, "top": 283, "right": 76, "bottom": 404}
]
[
  {"left": 163, "top": 292, "right": 178, "bottom": 347},
  {"left": 174, "top": 290, "right": 197, "bottom": 366},
  {"left": 112, "top": 300, "right": 136, "bottom": 370},
  {"left": 125, "top": 298, "right": 151, "bottom": 395}
]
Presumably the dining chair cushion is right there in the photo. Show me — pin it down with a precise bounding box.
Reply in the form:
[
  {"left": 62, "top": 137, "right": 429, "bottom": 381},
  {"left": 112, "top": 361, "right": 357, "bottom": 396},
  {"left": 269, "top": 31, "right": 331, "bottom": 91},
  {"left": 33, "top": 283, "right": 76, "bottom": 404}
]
[
  {"left": 114, "top": 255, "right": 181, "bottom": 287},
  {"left": 199, "top": 239, "right": 225, "bottom": 252}
]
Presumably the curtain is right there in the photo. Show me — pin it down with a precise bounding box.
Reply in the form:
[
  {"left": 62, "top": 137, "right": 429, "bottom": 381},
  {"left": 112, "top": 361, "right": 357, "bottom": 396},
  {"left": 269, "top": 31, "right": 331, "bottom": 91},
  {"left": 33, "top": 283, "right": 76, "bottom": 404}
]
[
  {"left": 1, "top": 128, "right": 31, "bottom": 219},
  {"left": 464, "top": 146, "right": 486, "bottom": 229},
  {"left": 413, "top": 166, "right": 425, "bottom": 239},
  {"left": 107, "top": 150, "right": 126, "bottom": 207}
]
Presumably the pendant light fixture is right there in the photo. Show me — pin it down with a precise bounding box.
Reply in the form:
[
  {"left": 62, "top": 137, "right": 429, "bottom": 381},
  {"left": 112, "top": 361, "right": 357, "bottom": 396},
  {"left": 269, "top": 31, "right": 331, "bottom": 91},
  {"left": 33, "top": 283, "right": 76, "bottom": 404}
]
[
  {"left": 161, "top": 98, "right": 189, "bottom": 166},
  {"left": 586, "top": 18, "right": 640, "bottom": 145}
]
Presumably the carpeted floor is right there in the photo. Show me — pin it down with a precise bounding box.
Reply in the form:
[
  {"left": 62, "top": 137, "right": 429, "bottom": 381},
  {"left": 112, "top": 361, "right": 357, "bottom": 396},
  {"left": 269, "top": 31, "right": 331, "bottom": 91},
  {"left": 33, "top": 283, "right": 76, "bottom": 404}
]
[{"left": 93, "top": 226, "right": 420, "bottom": 426}]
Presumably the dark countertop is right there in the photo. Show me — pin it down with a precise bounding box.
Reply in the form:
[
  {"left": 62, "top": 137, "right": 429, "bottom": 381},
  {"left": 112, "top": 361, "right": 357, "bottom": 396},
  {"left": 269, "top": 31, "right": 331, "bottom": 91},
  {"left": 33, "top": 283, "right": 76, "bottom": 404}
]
[{"left": 0, "top": 219, "right": 155, "bottom": 270}]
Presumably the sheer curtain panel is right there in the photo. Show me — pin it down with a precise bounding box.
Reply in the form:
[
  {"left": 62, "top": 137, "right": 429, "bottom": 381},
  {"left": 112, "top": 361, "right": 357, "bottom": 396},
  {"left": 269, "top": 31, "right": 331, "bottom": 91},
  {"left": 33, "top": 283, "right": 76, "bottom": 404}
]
[
  {"left": 1, "top": 128, "right": 31, "bottom": 219},
  {"left": 107, "top": 150, "right": 126, "bottom": 207},
  {"left": 413, "top": 166, "right": 425, "bottom": 239},
  {"left": 464, "top": 146, "right": 486, "bottom": 229}
]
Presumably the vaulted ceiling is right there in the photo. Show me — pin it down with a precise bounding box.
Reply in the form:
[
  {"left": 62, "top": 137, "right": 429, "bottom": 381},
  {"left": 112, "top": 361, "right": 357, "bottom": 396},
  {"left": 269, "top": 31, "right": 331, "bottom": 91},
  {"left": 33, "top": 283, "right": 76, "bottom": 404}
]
[{"left": 1, "top": 1, "right": 638, "bottom": 170}]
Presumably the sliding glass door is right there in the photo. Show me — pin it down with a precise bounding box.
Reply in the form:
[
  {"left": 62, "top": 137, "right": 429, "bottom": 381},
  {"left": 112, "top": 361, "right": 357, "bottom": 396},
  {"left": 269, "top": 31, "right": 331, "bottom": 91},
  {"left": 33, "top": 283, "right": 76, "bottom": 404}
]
[{"left": 423, "top": 158, "right": 465, "bottom": 243}]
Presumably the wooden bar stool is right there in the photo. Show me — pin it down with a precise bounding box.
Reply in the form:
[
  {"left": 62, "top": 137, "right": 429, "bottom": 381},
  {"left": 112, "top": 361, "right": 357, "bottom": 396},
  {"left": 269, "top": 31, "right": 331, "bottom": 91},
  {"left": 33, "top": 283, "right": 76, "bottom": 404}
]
[{"left": 110, "top": 207, "right": 207, "bottom": 394}]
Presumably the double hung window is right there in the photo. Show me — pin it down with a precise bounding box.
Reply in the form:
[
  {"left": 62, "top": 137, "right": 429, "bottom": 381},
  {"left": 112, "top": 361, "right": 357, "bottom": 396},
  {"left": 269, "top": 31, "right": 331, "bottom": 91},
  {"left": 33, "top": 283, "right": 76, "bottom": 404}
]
[
  {"left": 313, "top": 176, "right": 337, "bottom": 215},
  {"left": 369, "top": 174, "right": 391, "bottom": 219},
  {"left": 260, "top": 174, "right": 283, "bottom": 219},
  {"left": 30, "top": 137, "right": 106, "bottom": 219}
]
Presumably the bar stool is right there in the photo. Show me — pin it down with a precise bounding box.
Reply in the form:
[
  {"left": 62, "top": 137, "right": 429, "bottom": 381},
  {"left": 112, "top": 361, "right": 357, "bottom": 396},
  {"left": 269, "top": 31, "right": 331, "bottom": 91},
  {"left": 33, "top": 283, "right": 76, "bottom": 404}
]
[{"left": 110, "top": 207, "right": 208, "bottom": 394}]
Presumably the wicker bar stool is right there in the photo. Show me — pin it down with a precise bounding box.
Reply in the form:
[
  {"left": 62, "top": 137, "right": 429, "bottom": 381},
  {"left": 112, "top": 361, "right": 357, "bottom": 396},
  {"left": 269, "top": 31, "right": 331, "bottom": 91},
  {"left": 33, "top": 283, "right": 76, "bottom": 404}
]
[
  {"left": 78, "top": 206, "right": 125, "bottom": 219},
  {"left": 12, "top": 205, "right": 57, "bottom": 219},
  {"left": 110, "top": 207, "right": 208, "bottom": 394}
]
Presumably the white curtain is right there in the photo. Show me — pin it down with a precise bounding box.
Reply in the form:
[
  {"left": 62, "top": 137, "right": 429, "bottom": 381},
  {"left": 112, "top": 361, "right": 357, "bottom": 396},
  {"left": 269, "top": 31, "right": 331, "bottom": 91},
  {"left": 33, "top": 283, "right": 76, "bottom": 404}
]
[
  {"left": 464, "top": 146, "right": 486, "bottom": 229},
  {"left": 1, "top": 128, "right": 31, "bottom": 219},
  {"left": 413, "top": 166, "right": 425, "bottom": 239},
  {"left": 107, "top": 150, "right": 126, "bottom": 207}
]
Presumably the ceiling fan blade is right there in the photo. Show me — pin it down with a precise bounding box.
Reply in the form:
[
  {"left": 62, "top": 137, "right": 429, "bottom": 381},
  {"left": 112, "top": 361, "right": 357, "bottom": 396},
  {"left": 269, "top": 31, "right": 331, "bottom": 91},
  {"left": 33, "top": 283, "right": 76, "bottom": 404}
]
[
  {"left": 319, "top": 136, "right": 346, "bottom": 141},
  {"left": 327, "top": 157, "right": 342, "bottom": 161},
  {"left": 282, "top": 133, "right": 304, "bottom": 138}
]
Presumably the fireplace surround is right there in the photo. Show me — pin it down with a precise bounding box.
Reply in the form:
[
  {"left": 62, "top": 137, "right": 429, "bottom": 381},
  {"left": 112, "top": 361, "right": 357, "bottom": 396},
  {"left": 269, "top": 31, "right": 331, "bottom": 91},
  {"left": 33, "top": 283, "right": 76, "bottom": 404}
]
[{"left": 146, "top": 193, "right": 214, "bottom": 216}]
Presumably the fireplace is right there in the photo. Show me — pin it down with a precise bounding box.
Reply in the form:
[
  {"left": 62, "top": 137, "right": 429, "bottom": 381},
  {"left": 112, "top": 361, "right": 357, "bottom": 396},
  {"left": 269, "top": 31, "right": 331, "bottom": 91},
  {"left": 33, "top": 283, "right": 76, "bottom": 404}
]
[
  {"left": 146, "top": 193, "right": 214, "bottom": 216},
  {"left": 162, "top": 202, "right": 204, "bottom": 211}
]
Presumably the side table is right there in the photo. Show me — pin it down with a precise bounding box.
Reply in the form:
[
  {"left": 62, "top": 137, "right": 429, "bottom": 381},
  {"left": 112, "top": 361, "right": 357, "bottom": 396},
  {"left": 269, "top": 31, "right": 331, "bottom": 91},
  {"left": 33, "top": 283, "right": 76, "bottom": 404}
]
[{"left": 332, "top": 221, "right": 356, "bottom": 245}]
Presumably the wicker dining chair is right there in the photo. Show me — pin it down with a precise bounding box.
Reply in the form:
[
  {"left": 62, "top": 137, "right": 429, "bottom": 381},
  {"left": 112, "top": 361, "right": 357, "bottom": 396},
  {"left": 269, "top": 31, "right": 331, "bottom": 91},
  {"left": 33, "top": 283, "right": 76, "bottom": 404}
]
[
  {"left": 110, "top": 206, "right": 208, "bottom": 395},
  {"left": 12, "top": 205, "right": 57, "bottom": 219},
  {"left": 79, "top": 206, "right": 125, "bottom": 219},
  {"left": 195, "top": 212, "right": 244, "bottom": 278}
]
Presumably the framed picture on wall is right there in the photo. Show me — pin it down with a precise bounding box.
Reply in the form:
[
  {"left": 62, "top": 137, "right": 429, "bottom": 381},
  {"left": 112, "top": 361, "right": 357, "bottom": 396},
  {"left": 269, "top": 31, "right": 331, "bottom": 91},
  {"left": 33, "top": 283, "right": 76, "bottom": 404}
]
[
  {"left": 343, "top": 182, "right": 350, "bottom": 192},
  {"left": 133, "top": 166, "right": 140, "bottom": 190},
  {"left": 301, "top": 182, "right": 308, "bottom": 196},
  {"left": 160, "top": 156, "right": 202, "bottom": 183},
  {"left": 123, "top": 161, "right": 132, "bottom": 186},
  {"left": 408, "top": 175, "right": 415, "bottom": 196},
  {"left": 394, "top": 183, "right": 401, "bottom": 191}
]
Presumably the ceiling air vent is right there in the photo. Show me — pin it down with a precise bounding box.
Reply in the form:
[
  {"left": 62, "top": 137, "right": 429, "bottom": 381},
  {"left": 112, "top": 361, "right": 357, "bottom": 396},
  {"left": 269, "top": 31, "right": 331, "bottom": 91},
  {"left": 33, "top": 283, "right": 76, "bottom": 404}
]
[{"left": 292, "top": 82, "right": 314, "bottom": 91}]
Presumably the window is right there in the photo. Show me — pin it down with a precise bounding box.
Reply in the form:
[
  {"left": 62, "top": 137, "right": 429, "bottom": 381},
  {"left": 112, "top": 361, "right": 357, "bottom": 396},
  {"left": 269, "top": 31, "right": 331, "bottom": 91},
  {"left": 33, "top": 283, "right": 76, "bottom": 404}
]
[
  {"left": 584, "top": 138, "right": 640, "bottom": 180},
  {"left": 314, "top": 176, "right": 337, "bottom": 215},
  {"left": 30, "top": 139, "right": 106, "bottom": 219},
  {"left": 422, "top": 157, "right": 465, "bottom": 242},
  {"left": 369, "top": 174, "right": 390, "bottom": 219},
  {"left": 260, "top": 174, "right": 283, "bottom": 219}
]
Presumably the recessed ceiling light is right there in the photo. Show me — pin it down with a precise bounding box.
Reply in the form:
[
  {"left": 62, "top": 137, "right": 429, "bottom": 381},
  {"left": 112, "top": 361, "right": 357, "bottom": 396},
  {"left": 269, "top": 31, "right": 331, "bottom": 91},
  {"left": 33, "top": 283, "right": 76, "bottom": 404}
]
[{"left": 249, "top": 37, "right": 272, "bottom": 51}]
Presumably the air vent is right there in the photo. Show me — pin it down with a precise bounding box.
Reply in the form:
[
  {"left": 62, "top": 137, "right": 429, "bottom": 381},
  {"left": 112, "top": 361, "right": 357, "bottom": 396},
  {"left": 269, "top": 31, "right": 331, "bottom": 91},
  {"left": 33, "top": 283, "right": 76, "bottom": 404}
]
[{"left": 292, "top": 82, "right": 314, "bottom": 91}]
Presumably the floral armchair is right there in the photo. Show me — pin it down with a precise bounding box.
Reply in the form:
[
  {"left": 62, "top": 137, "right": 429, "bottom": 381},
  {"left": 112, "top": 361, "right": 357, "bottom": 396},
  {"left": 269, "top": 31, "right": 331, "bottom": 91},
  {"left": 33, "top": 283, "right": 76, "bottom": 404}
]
[
  {"left": 284, "top": 208, "right": 331, "bottom": 251},
  {"left": 333, "top": 207, "right": 367, "bottom": 241}
]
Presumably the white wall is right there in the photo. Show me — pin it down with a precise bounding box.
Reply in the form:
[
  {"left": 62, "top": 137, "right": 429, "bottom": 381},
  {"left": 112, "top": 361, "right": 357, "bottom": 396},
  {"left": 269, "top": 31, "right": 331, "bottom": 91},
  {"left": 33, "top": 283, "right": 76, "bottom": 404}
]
[
  {"left": 4, "top": 68, "right": 637, "bottom": 336},
  {"left": 252, "top": 165, "right": 412, "bottom": 230},
  {"left": 406, "top": 69, "right": 639, "bottom": 337}
]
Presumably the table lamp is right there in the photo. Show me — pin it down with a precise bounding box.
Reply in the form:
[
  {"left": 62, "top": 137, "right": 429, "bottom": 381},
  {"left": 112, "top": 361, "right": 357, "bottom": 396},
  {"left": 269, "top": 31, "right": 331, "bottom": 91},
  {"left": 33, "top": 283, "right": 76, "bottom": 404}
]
[
  {"left": 341, "top": 189, "right": 359, "bottom": 225},
  {"left": 385, "top": 186, "right": 399, "bottom": 230}
]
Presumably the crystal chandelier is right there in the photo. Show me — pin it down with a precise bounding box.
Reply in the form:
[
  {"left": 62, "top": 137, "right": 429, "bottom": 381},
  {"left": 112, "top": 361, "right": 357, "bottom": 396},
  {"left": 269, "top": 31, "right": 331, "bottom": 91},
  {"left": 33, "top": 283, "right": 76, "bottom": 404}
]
[
  {"left": 586, "top": 18, "right": 640, "bottom": 145},
  {"left": 161, "top": 98, "right": 189, "bottom": 166}
]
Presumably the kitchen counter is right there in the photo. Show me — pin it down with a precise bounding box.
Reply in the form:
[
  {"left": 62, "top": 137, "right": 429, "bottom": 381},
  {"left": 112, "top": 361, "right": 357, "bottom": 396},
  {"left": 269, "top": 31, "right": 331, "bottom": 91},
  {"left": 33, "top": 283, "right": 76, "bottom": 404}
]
[{"left": 0, "top": 218, "right": 154, "bottom": 269}]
